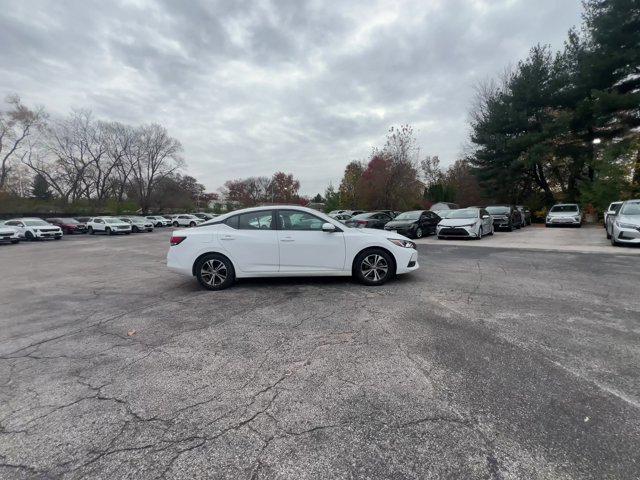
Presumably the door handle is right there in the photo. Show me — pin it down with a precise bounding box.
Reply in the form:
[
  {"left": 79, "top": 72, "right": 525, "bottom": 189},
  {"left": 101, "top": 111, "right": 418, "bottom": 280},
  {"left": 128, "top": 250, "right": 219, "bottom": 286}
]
[
  {"left": 280, "top": 238, "right": 294, "bottom": 242},
  {"left": 220, "top": 235, "right": 235, "bottom": 241}
]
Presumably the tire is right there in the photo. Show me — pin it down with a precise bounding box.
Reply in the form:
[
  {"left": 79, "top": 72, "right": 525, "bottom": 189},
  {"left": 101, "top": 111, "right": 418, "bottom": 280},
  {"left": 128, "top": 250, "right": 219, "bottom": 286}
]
[
  {"left": 11, "top": 239, "right": 19, "bottom": 244},
  {"left": 156, "top": 222, "right": 162, "bottom": 228},
  {"left": 437, "top": 236, "right": 444, "bottom": 240},
  {"left": 133, "top": 226, "right": 139, "bottom": 233},
  {"left": 25, "top": 231, "right": 35, "bottom": 241},
  {"left": 606, "top": 228, "right": 611, "bottom": 240},
  {"left": 354, "top": 249, "right": 394, "bottom": 286},
  {"left": 509, "top": 223, "right": 515, "bottom": 232},
  {"left": 173, "top": 221, "right": 179, "bottom": 227},
  {"left": 88, "top": 226, "right": 94, "bottom": 235},
  {"left": 106, "top": 227, "right": 112, "bottom": 236},
  {"left": 545, "top": 224, "right": 550, "bottom": 228},
  {"left": 415, "top": 227, "right": 423, "bottom": 239},
  {"left": 125, "top": 232, "right": 130, "bottom": 235},
  {"left": 476, "top": 226, "right": 483, "bottom": 239},
  {"left": 54, "top": 236, "right": 61, "bottom": 240},
  {"left": 195, "top": 254, "right": 235, "bottom": 290},
  {"left": 611, "top": 234, "right": 619, "bottom": 246},
  {"left": 189, "top": 221, "right": 196, "bottom": 227}
]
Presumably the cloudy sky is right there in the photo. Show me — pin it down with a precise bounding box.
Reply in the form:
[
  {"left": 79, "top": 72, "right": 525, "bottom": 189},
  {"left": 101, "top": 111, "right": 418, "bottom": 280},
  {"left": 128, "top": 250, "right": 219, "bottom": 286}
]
[{"left": 0, "top": 0, "right": 583, "bottom": 195}]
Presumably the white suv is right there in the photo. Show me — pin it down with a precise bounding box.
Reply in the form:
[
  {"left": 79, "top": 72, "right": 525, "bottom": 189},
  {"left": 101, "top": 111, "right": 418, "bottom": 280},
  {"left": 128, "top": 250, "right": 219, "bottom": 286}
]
[
  {"left": 87, "top": 217, "right": 132, "bottom": 235},
  {"left": 171, "top": 214, "right": 203, "bottom": 228},
  {"left": 120, "top": 216, "right": 154, "bottom": 233},
  {"left": 3, "top": 218, "right": 63, "bottom": 240},
  {"left": 146, "top": 216, "right": 171, "bottom": 227},
  {"left": 0, "top": 223, "right": 21, "bottom": 244}
]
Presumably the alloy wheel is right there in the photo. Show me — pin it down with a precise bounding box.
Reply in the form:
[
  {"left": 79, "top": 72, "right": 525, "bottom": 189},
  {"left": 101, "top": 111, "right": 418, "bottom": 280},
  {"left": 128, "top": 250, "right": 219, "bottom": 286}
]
[
  {"left": 361, "top": 254, "right": 388, "bottom": 282},
  {"left": 200, "top": 259, "right": 228, "bottom": 287},
  {"left": 415, "top": 227, "right": 423, "bottom": 238}
]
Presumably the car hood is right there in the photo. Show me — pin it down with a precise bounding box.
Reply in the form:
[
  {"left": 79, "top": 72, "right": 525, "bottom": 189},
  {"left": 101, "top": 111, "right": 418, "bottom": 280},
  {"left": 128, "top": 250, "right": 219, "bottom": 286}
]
[
  {"left": 385, "top": 220, "right": 415, "bottom": 228},
  {"left": 438, "top": 218, "right": 478, "bottom": 227},
  {"left": 548, "top": 211, "right": 579, "bottom": 217},
  {"left": 617, "top": 215, "right": 640, "bottom": 226},
  {"left": 350, "top": 227, "right": 409, "bottom": 241}
]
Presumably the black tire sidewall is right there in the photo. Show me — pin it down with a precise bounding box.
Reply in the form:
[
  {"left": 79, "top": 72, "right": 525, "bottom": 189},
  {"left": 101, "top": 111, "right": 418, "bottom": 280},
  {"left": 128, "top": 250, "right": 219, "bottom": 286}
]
[{"left": 196, "top": 254, "right": 235, "bottom": 290}]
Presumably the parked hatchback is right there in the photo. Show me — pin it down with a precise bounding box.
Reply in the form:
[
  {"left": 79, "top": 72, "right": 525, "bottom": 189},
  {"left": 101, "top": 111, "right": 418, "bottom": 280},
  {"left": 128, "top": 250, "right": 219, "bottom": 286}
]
[
  {"left": 384, "top": 210, "right": 440, "bottom": 238},
  {"left": 546, "top": 204, "right": 582, "bottom": 227}
]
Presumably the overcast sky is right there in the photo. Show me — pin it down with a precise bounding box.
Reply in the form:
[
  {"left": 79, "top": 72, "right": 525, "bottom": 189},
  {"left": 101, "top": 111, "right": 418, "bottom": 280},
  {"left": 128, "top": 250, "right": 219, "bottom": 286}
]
[{"left": 0, "top": 0, "right": 583, "bottom": 195}]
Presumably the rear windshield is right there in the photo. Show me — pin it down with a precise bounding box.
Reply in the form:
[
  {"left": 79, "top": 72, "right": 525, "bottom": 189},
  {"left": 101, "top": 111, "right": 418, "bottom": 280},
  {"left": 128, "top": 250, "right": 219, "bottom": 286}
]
[{"left": 550, "top": 205, "right": 578, "bottom": 213}]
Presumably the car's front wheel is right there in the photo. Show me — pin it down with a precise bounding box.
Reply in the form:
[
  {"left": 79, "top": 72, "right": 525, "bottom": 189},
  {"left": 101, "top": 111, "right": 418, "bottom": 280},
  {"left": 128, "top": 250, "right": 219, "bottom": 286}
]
[
  {"left": 189, "top": 221, "right": 196, "bottom": 227},
  {"left": 173, "top": 221, "right": 179, "bottom": 227},
  {"left": 25, "top": 231, "right": 35, "bottom": 241},
  {"left": 414, "top": 227, "right": 423, "bottom": 239},
  {"left": 88, "top": 226, "right": 94, "bottom": 235},
  {"left": 354, "top": 249, "right": 394, "bottom": 286},
  {"left": 106, "top": 227, "right": 112, "bottom": 235},
  {"left": 196, "top": 254, "right": 235, "bottom": 290}
]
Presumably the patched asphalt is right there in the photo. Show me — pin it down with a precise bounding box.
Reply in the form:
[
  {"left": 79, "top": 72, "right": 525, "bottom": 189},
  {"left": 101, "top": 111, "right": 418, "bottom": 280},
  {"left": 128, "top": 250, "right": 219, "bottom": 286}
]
[{"left": 1, "top": 230, "right": 639, "bottom": 479}]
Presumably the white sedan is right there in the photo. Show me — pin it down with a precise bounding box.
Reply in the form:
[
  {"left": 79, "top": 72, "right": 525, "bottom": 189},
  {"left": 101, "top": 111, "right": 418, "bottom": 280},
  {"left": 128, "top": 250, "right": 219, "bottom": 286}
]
[
  {"left": 167, "top": 206, "right": 419, "bottom": 290},
  {"left": 436, "top": 207, "right": 494, "bottom": 239}
]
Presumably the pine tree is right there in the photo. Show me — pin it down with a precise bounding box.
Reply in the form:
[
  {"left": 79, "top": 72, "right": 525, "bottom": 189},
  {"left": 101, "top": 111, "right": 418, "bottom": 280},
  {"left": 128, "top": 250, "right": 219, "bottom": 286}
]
[{"left": 32, "top": 173, "right": 52, "bottom": 201}]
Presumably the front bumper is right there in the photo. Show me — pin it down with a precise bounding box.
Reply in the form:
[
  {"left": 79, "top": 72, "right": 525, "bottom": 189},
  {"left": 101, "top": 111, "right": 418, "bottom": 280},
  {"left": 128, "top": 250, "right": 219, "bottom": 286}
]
[
  {"left": 613, "top": 226, "right": 640, "bottom": 244},
  {"left": 394, "top": 249, "right": 419, "bottom": 275},
  {"left": 437, "top": 225, "right": 479, "bottom": 238},
  {"left": 546, "top": 216, "right": 581, "bottom": 225},
  {"left": 34, "top": 230, "right": 63, "bottom": 239}
]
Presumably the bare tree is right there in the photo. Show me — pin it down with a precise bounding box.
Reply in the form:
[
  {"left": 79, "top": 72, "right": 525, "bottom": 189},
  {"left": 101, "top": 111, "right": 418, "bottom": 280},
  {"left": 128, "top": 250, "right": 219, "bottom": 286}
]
[
  {"left": 0, "top": 95, "right": 45, "bottom": 190},
  {"left": 126, "top": 124, "right": 183, "bottom": 212}
]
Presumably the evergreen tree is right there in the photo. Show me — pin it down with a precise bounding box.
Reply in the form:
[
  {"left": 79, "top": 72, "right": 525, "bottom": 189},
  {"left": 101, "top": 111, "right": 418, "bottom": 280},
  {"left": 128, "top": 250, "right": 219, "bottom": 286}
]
[{"left": 32, "top": 173, "right": 52, "bottom": 200}]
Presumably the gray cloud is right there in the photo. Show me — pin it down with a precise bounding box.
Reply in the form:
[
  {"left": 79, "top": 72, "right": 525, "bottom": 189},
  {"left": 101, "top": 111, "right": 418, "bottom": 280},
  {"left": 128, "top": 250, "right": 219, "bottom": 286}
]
[{"left": 0, "top": 0, "right": 582, "bottom": 195}]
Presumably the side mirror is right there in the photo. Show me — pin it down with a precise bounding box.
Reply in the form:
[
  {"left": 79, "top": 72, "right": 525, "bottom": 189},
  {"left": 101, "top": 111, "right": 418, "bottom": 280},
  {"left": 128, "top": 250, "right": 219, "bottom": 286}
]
[{"left": 322, "top": 222, "right": 337, "bottom": 232}]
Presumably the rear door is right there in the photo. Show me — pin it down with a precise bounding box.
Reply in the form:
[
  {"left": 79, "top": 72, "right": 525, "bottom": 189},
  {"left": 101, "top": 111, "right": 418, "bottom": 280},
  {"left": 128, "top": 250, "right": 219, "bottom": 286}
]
[
  {"left": 276, "top": 209, "right": 346, "bottom": 272},
  {"left": 217, "top": 210, "right": 279, "bottom": 273}
]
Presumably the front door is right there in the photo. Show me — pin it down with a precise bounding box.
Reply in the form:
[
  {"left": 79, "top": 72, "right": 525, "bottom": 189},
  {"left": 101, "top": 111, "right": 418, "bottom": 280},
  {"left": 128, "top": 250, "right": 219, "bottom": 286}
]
[{"left": 276, "top": 210, "right": 346, "bottom": 272}]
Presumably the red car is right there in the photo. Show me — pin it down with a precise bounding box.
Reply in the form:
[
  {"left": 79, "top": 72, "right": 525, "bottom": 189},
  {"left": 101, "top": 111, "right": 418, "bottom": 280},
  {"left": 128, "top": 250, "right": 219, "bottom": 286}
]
[{"left": 46, "top": 217, "right": 88, "bottom": 234}]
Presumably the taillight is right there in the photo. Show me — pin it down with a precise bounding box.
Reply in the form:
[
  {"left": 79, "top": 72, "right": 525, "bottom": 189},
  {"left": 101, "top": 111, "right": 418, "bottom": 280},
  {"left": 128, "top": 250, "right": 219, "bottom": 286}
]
[
  {"left": 170, "top": 236, "right": 186, "bottom": 246},
  {"left": 357, "top": 220, "right": 367, "bottom": 227}
]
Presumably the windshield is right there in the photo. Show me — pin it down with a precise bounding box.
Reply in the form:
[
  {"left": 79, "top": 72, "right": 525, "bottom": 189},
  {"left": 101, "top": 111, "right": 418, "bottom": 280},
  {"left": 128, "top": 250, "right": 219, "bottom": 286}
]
[
  {"left": 105, "top": 218, "right": 123, "bottom": 224},
  {"left": 24, "top": 220, "right": 49, "bottom": 226},
  {"left": 62, "top": 218, "right": 80, "bottom": 224},
  {"left": 486, "top": 206, "right": 510, "bottom": 214},
  {"left": 394, "top": 211, "right": 421, "bottom": 221},
  {"left": 447, "top": 208, "right": 479, "bottom": 219},
  {"left": 620, "top": 202, "right": 640, "bottom": 216},
  {"left": 550, "top": 205, "right": 578, "bottom": 213},
  {"left": 351, "top": 213, "right": 373, "bottom": 220}
]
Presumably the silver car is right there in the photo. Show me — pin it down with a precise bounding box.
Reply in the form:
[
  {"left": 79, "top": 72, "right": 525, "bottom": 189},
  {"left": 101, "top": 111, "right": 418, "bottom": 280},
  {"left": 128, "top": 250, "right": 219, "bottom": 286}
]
[
  {"left": 609, "top": 199, "right": 640, "bottom": 246},
  {"left": 545, "top": 204, "right": 582, "bottom": 227},
  {"left": 604, "top": 201, "right": 623, "bottom": 231},
  {"left": 120, "top": 216, "right": 154, "bottom": 233},
  {"left": 436, "top": 207, "right": 494, "bottom": 239}
]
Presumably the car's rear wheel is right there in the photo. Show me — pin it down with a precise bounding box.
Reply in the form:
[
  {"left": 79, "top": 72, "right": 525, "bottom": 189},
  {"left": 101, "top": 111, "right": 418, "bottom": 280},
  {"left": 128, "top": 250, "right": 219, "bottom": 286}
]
[
  {"left": 415, "top": 227, "right": 423, "bottom": 239},
  {"left": 354, "top": 249, "right": 394, "bottom": 286},
  {"left": 11, "top": 239, "right": 19, "bottom": 244},
  {"left": 611, "top": 233, "right": 619, "bottom": 246},
  {"left": 173, "top": 221, "right": 179, "bottom": 227},
  {"left": 106, "top": 227, "right": 112, "bottom": 235},
  {"left": 88, "top": 226, "right": 94, "bottom": 235},
  {"left": 189, "top": 221, "right": 196, "bottom": 227},
  {"left": 196, "top": 254, "right": 235, "bottom": 290}
]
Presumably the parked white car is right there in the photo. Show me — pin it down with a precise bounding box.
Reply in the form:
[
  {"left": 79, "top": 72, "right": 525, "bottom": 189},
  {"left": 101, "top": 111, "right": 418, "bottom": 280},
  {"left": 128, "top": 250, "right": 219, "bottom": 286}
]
[
  {"left": 604, "top": 201, "right": 623, "bottom": 231},
  {"left": 0, "top": 224, "right": 21, "bottom": 244},
  {"left": 120, "top": 216, "right": 154, "bottom": 233},
  {"left": 146, "top": 215, "right": 171, "bottom": 227},
  {"left": 436, "top": 208, "right": 494, "bottom": 239},
  {"left": 167, "top": 206, "right": 419, "bottom": 290},
  {"left": 2, "top": 218, "right": 63, "bottom": 240},
  {"left": 610, "top": 199, "right": 640, "bottom": 246},
  {"left": 171, "top": 214, "right": 203, "bottom": 227},
  {"left": 86, "top": 217, "right": 132, "bottom": 235},
  {"left": 546, "top": 204, "right": 582, "bottom": 227}
]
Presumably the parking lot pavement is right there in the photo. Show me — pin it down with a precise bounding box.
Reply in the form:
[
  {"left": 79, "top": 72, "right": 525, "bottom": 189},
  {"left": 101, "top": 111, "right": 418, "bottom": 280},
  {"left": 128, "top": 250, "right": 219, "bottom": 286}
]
[
  {"left": 1, "top": 231, "right": 639, "bottom": 479},
  {"left": 417, "top": 223, "right": 640, "bottom": 255}
]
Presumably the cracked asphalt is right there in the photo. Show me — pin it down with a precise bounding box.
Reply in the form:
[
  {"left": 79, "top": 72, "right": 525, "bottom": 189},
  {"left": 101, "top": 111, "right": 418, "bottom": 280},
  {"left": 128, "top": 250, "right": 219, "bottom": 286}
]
[{"left": 1, "top": 230, "right": 639, "bottom": 479}]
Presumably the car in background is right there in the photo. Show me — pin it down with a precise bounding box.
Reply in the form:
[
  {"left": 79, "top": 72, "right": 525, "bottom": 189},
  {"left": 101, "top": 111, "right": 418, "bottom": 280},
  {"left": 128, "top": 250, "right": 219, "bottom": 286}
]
[
  {"left": 330, "top": 213, "right": 352, "bottom": 223},
  {"left": 328, "top": 210, "right": 347, "bottom": 216},
  {"left": 0, "top": 224, "right": 21, "bottom": 244},
  {"left": 146, "top": 215, "right": 172, "bottom": 227},
  {"left": 384, "top": 210, "right": 441, "bottom": 238},
  {"left": 516, "top": 206, "right": 531, "bottom": 226},
  {"left": 86, "top": 217, "right": 132, "bottom": 235},
  {"left": 430, "top": 202, "right": 459, "bottom": 213},
  {"left": 486, "top": 205, "right": 519, "bottom": 231},
  {"left": 546, "top": 204, "right": 582, "bottom": 227},
  {"left": 436, "top": 208, "right": 493, "bottom": 240},
  {"left": 609, "top": 199, "right": 640, "bottom": 246},
  {"left": 193, "top": 213, "right": 217, "bottom": 221},
  {"left": 604, "top": 201, "right": 623, "bottom": 231},
  {"left": 378, "top": 210, "right": 399, "bottom": 219},
  {"left": 344, "top": 211, "right": 394, "bottom": 229},
  {"left": 171, "top": 214, "right": 204, "bottom": 227},
  {"left": 46, "top": 217, "right": 87, "bottom": 234},
  {"left": 120, "top": 216, "right": 154, "bottom": 233},
  {"left": 167, "top": 206, "right": 418, "bottom": 290},
  {"left": 2, "top": 218, "right": 63, "bottom": 241},
  {"left": 75, "top": 217, "right": 92, "bottom": 224}
]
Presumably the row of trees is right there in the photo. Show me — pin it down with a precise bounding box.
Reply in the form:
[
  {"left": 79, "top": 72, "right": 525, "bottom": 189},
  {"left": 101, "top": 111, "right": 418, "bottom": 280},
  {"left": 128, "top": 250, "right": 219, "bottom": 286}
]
[
  {"left": 0, "top": 97, "right": 200, "bottom": 213},
  {"left": 221, "top": 172, "right": 304, "bottom": 208},
  {"left": 469, "top": 0, "right": 640, "bottom": 210}
]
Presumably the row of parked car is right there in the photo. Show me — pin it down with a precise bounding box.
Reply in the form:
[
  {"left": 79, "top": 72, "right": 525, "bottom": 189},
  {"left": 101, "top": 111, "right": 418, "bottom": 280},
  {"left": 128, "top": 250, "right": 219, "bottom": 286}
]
[
  {"left": 0, "top": 212, "right": 218, "bottom": 244},
  {"left": 327, "top": 203, "right": 532, "bottom": 240},
  {"left": 603, "top": 199, "right": 640, "bottom": 246}
]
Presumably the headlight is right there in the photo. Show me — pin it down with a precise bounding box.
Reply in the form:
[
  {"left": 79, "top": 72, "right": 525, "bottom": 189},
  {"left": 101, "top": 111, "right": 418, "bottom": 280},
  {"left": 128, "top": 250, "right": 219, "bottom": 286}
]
[
  {"left": 574, "top": 216, "right": 581, "bottom": 221},
  {"left": 388, "top": 238, "right": 416, "bottom": 249},
  {"left": 616, "top": 221, "right": 637, "bottom": 229}
]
